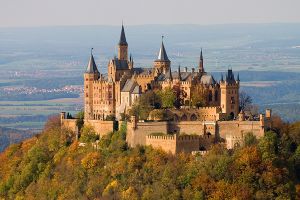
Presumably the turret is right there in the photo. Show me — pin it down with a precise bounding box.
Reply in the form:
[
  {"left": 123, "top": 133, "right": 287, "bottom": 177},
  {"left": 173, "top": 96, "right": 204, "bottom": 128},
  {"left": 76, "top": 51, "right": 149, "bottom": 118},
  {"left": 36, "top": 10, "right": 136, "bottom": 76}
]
[
  {"left": 118, "top": 24, "right": 128, "bottom": 60},
  {"left": 154, "top": 36, "right": 171, "bottom": 75},
  {"left": 84, "top": 49, "right": 100, "bottom": 120}
]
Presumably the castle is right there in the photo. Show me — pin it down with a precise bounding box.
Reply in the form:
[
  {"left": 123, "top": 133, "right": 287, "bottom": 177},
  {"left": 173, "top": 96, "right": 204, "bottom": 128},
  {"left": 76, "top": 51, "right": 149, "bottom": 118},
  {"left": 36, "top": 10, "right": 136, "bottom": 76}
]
[{"left": 61, "top": 25, "right": 272, "bottom": 154}]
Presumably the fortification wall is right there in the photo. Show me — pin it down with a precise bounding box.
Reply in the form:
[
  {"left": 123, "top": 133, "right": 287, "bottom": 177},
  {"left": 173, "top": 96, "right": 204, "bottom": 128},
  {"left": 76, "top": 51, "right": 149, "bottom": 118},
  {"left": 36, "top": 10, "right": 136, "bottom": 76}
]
[
  {"left": 126, "top": 121, "right": 168, "bottom": 147},
  {"left": 61, "top": 119, "right": 77, "bottom": 132},
  {"left": 217, "top": 121, "right": 264, "bottom": 139},
  {"left": 146, "top": 135, "right": 177, "bottom": 154},
  {"left": 145, "top": 135, "right": 200, "bottom": 154},
  {"left": 168, "top": 121, "right": 204, "bottom": 135},
  {"left": 84, "top": 120, "right": 114, "bottom": 137},
  {"left": 176, "top": 135, "right": 200, "bottom": 153}
]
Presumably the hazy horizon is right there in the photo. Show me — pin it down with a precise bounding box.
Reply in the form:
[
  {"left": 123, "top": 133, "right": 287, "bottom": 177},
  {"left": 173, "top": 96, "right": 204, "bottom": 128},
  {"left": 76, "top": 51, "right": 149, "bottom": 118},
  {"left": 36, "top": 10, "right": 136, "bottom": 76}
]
[{"left": 1, "top": 0, "right": 300, "bottom": 28}]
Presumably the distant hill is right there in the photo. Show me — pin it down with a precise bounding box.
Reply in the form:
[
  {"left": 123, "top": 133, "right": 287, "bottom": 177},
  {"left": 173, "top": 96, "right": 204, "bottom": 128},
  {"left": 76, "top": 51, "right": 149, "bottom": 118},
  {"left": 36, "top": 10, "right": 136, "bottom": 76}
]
[{"left": 0, "top": 127, "right": 36, "bottom": 152}]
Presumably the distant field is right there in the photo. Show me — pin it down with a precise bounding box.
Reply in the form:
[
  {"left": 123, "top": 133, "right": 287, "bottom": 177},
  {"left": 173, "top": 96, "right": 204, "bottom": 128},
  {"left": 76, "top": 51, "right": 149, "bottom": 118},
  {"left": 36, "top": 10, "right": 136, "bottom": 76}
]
[{"left": 0, "top": 97, "right": 83, "bottom": 130}]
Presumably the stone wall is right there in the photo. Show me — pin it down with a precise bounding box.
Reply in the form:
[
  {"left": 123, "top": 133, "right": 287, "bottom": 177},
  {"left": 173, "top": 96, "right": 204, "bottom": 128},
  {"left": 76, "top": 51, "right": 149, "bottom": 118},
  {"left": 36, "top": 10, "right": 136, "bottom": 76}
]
[
  {"left": 146, "top": 135, "right": 200, "bottom": 154},
  {"left": 61, "top": 117, "right": 114, "bottom": 137},
  {"left": 61, "top": 119, "right": 77, "bottom": 132},
  {"left": 84, "top": 120, "right": 115, "bottom": 137},
  {"left": 127, "top": 118, "right": 266, "bottom": 152},
  {"left": 217, "top": 121, "right": 264, "bottom": 140},
  {"left": 126, "top": 121, "right": 168, "bottom": 147}
]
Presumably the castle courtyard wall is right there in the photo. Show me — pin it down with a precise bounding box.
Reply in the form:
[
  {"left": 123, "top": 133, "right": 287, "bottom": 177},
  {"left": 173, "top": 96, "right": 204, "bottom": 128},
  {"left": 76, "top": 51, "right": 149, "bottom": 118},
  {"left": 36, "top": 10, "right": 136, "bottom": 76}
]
[
  {"left": 61, "top": 119, "right": 77, "bottom": 132},
  {"left": 84, "top": 120, "right": 114, "bottom": 137},
  {"left": 217, "top": 121, "right": 264, "bottom": 139},
  {"left": 146, "top": 135, "right": 200, "bottom": 154}
]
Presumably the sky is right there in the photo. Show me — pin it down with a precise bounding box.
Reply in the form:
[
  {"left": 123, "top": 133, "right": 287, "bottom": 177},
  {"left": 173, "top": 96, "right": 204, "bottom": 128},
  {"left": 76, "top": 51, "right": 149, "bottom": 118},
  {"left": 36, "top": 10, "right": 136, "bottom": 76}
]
[{"left": 0, "top": 0, "right": 300, "bottom": 27}]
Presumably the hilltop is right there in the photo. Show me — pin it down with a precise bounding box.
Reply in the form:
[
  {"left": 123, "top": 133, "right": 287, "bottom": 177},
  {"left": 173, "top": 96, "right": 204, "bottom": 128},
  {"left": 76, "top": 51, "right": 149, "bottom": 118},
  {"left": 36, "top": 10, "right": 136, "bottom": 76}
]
[{"left": 0, "top": 116, "right": 300, "bottom": 199}]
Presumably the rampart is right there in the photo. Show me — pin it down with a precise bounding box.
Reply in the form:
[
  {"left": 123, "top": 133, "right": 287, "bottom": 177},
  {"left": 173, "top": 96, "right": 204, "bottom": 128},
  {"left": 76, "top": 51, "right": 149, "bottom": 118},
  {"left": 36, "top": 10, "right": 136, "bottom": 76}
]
[
  {"left": 146, "top": 134, "right": 200, "bottom": 154},
  {"left": 84, "top": 120, "right": 114, "bottom": 137}
]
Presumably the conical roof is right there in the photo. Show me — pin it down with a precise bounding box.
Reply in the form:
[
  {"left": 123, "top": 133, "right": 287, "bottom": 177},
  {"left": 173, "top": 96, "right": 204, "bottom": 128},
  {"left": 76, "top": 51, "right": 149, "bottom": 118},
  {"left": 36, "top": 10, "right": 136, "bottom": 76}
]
[
  {"left": 118, "top": 25, "right": 128, "bottom": 46},
  {"left": 86, "top": 52, "right": 99, "bottom": 74},
  {"left": 157, "top": 40, "right": 170, "bottom": 62}
]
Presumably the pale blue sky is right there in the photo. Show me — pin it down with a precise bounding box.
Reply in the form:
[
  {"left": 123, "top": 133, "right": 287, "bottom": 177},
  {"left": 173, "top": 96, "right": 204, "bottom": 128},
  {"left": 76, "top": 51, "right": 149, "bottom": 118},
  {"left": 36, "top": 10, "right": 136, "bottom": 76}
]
[{"left": 0, "top": 0, "right": 300, "bottom": 27}]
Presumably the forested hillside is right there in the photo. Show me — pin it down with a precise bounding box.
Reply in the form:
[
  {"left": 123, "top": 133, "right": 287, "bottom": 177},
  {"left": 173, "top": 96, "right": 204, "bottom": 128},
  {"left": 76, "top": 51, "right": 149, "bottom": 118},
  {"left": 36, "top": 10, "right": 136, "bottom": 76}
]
[{"left": 0, "top": 116, "right": 300, "bottom": 199}]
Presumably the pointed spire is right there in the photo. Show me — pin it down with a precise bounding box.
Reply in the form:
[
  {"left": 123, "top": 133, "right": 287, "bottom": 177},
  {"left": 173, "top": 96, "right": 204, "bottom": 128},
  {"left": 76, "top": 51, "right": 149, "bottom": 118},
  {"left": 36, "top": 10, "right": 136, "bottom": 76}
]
[
  {"left": 237, "top": 73, "right": 240, "bottom": 81},
  {"left": 119, "top": 23, "right": 128, "bottom": 46},
  {"left": 157, "top": 36, "right": 170, "bottom": 61},
  {"left": 86, "top": 48, "right": 99, "bottom": 74},
  {"left": 200, "top": 48, "right": 203, "bottom": 60},
  {"left": 178, "top": 65, "right": 182, "bottom": 80},
  {"left": 221, "top": 74, "right": 224, "bottom": 82},
  {"left": 199, "top": 48, "right": 204, "bottom": 73}
]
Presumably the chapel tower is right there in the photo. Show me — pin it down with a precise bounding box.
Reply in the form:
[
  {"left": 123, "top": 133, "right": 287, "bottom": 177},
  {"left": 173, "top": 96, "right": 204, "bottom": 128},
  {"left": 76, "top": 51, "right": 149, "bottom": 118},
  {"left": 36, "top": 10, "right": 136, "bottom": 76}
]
[
  {"left": 199, "top": 49, "right": 205, "bottom": 74},
  {"left": 118, "top": 24, "right": 128, "bottom": 61}
]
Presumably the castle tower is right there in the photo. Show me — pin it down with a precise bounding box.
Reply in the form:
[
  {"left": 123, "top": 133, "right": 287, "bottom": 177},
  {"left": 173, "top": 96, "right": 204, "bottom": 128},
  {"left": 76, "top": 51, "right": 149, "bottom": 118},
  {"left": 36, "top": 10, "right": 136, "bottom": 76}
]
[
  {"left": 199, "top": 49, "right": 205, "bottom": 74},
  {"left": 84, "top": 49, "right": 100, "bottom": 120},
  {"left": 118, "top": 24, "right": 128, "bottom": 60},
  {"left": 220, "top": 69, "right": 239, "bottom": 118},
  {"left": 154, "top": 36, "right": 171, "bottom": 75}
]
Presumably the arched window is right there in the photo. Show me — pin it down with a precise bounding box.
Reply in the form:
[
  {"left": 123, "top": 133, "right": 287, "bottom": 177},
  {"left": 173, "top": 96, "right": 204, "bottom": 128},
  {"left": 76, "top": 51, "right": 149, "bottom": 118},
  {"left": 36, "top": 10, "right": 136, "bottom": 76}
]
[
  {"left": 190, "top": 114, "right": 197, "bottom": 121},
  {"left": 181, "top": 114, "right": 187, "bottom": 121}
]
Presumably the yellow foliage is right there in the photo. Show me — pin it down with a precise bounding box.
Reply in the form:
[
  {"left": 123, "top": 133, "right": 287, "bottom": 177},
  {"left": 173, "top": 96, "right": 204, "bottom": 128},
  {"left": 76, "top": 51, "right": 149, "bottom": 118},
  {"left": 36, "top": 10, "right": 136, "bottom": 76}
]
[
  {"left": 81, "top": 152, "right": 101, "bottom": 169},
  {"left": 121, "top": 186, "right": 138, "bottom": 200},
  {"left": 102, "top": 180, "right": 119, "bottom": 197}
]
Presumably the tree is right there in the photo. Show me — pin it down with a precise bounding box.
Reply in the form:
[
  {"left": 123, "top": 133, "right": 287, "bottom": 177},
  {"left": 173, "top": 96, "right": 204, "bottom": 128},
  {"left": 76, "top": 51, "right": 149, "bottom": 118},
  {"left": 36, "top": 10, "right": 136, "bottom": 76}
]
[
  {"left": 158, "top": 87, "right": 176, "bottom": 108},
  {"left": 129, "top": 91, "right": 161, "bottom": 120},
  {"left": 76, "top": 111, "right": 84, "bottom": 131},
  {"left": 191, "top": 85, "right": 208, "bottom": 108},
  {"left": 244, "top": 132, "right": 258, "bottom": 146},
  {"left": 79, "top": 125, "right": 99, "bottom": 143},
  {"left": 239, "top": 91, "right": 253, "bottom": 111}
]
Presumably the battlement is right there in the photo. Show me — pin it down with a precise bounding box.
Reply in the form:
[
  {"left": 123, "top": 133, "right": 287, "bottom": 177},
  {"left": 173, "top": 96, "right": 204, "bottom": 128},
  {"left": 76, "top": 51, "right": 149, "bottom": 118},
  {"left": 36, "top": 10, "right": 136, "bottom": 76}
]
[
  {"left": 146, "top": 133, "right": 200, "bottom": 154},
  {"left": 147, "top": 135, "right": 175, "bottom": 140}
]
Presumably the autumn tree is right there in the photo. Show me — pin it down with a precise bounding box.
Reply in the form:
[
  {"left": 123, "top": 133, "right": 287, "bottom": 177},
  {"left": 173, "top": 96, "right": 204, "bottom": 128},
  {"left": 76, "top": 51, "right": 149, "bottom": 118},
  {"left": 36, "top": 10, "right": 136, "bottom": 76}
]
[
  {"left": 191, "top": 85, "right": 208, "bottom": 108},
  {"left": 239, "top": 91, "right": 253, "bottom": 111},
  {"left": 158, "top": 87, "right": 176, "bottom": 108}
]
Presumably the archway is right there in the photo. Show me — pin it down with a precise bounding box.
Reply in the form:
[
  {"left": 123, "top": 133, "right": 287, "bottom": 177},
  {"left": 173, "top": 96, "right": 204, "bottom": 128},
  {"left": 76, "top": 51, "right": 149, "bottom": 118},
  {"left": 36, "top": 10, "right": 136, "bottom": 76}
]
[
  {"left": 181, "top": 114, "right": 187, "bottom": 121},
  {"left": 190, "top": 114, "right": 197, "bottom": 121}
]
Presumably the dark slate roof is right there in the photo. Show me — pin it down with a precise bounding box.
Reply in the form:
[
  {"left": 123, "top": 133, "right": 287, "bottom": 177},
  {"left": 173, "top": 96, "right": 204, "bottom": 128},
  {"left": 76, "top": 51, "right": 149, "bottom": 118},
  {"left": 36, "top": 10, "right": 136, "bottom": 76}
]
[
  {"left": 157, "top": 71, "right": 199, "bottom": 82},
  {"left": 121, "top": 79, "right": 136, "bottom": 92},
  {"left": 112, "top": 57, "right": 129, "bottom": 70},
  {"left": 200, "top": 74, "right": 216, "bottom": 85},
  {"left": 86, "top": 54, "right": 99, "bottom": 74},
  {"left": 133, "top": 68, "right": 153, "bottom": 75},
  {"left": 200, "top": 49, "right": 203, "bottom": 60},
  {"left": 156, "top": 41, "right": 170, "bottom": 62},
  {"left": 132, "top": 85, "right": 141, "bottom": 94},
  {"left": 118, "top": 25, "right": 128, "bottom": 46},
  {"left": 226, "top": 69, "right": 236, "bottom": 84}
]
